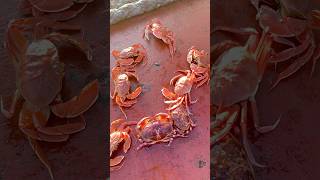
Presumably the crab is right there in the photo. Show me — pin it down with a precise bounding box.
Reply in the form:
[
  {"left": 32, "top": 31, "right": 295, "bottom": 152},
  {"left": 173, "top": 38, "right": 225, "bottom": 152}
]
[
  {"left": 161, "top": 70, "right": 198, "bottom": 115},
  {"left": 135, "top": 113, "right": 186, "bottom": 150},
  {"left": 211, "top": 27, "right": 281, "bottom": 168},
  {"left": 248, "top": 0, "right": 320, "bottom": 89},
  {"left": 111, "top": 66, "right": 142, "bottom": 119},
  {"left": 187, "top": 46, "right": 210, "bottom": 88},
  {"left": 112, "top": 43, "right": 147, "bottom": 71},
  {"left": 1, "top": 17, "right": 99, "bottom": 180},
  {"left": 110, "top": 119, "right": 137, "bottom": 171},
  {"left": 18, "top": 0, "right": 94, "bottom": 21},
  {"left": 169, "top": 105, "right": 196, "bottom": 136},
  {"left": 143, "top": 18, "right": 176, "bottom": 59}
]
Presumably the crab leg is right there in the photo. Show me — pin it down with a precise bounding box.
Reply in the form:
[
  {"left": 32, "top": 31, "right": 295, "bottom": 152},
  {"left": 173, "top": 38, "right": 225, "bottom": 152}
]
[
  {"left": 270, "top": 44, "right": 315, "bottom": 90},
  {"left": 51, "top": 79, "right": 99, "bottom": 118},
  {"left": 1, "top": 90, "right": 21, "bottom": 119},
  {"left": 170, "top": 74, "right": 184, "bottom": 86},
  {"left": 188, "top": 92, "right": 198, "bottom": 104},
  {"left": 211, "top": 105, "right": 239, "bottom": 145},
  {"left": 184, "top": 95, "right": 192, "bottom": 115},
  {"left": 166, "top": 98, "right": 184, "bottom": 111},
  {"left": 28, "top": 137, "right": 54, "bottom": 180},
  {"left": 269, "top": 34, "right": 311, "bottom": 63},
  {"left": 240, "top": 102, "right": 266, "bottom": 168},
  {"left": 249, "top": 97, "right": 281, "bottom": 133},
  {"left": 195, "top": 75, "right": 208, "bottom": 88},
  {"left": 164, "top": 97, "right": 182, "bottom": 104}
]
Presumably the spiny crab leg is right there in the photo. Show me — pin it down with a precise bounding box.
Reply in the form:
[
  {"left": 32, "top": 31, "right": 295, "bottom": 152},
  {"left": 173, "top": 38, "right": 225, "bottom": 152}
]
[
  {"left": 51, "top": 79, "right": 99, "bottom": 118},
  {"left": 240, "top": 101, "right": 266, "bottom": 168}
]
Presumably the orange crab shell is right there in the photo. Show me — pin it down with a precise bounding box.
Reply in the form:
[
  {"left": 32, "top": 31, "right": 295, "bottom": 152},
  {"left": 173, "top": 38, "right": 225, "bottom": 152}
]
[{"left": 136, "top": 113, "right": 174, "bottom": 143}]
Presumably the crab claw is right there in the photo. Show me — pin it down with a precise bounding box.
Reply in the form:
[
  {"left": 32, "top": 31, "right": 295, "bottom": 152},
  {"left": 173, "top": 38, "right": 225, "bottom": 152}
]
[
  {"left": 33, "top": 108, "right": 86, "bottom": 136},
  {"left": 161, "top": 87, "right": 177, "bottom": 100},
  {"left": 110, "top": 155, "right": 125, "bottom": 167},
  {"left": 19, "top": 102, "right": 69, "bottom": 142},
  {"left": 51, "top": 79, "right": 99, "bottom": 118}
]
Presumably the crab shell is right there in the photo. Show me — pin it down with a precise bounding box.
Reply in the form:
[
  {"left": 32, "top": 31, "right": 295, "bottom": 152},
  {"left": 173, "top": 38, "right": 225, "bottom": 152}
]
[
  {"left": 20, "top": 39, "right": 64, "bottom": 108},
  {"left": 136, "top": 113, "right": 174, "bottom": 143},
  {"left": 170, "top": 105, "right": 195, "bottom": 134},
  {"left": 114, "top": 74, "right": 131, "bottom": 100},
  {"left": 187, "top": 46, "right": 207, "bottom": 66},
  {"left": 174, "top": 74, "right": 194, "bottom": 96},
  {"left": 212, "top": 46, "right": 260, "bottom": 107}
]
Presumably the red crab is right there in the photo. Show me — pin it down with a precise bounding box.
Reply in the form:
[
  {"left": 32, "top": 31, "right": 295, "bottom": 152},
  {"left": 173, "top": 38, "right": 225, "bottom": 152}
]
[
  {"left": 211, "top": 28, "right": 281, "bottom": 167},
  {"left": 135, "top": 113, "right": 186, "bottom": 150},
  {"left": 111, "top": 67, "right": 142, "bottom": 119},
  {"left": 161, "top": 70, "right": 198, "bottom": 115},
  {"left": 110, "top": 119, "right": 137, "bottom": 171},
  {"left": 18, "top": 0, "right": 94, "bottom": 21},
  {"left": 249, "top": 0, "right": 320, "bottom": 89},
  {"left": 143, "top": 18, "right": 176, "bottom": 59},
  {"left": 169, "top": 105, "right": 196, "bottom": 136},
  {"left": 112, "top": 43, "right": 147, "bottom": 71},
  {"left": 187, "top": 46, "right": 210, "bottom": 88},
  {"left": 1, "top": 17, "right": 98, "bottom": 179}
]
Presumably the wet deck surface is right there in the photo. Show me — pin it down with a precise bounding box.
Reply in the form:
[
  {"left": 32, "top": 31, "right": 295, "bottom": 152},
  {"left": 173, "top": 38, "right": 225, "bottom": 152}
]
[
  {"left": 213, "top": 0, "right": 320, "bottom": 179},
  {"left": 110, "top": 0, "right": 210, "bottom": 179},
  {"left": 0, "top": 0, "right": 108, "bottom": 179}
]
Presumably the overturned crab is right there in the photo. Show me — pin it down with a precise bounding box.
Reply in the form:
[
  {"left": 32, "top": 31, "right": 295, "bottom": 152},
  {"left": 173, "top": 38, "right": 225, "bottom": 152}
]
[
  {"left": 111, "top": 67, "right": 142, "bottom": 119},
  {"left": 1, "top": 17, "right": 98, "bottom": 180},
  {"left": 112, "top": 43, "right": 147, "bottom": 71},
  {"left": 110, "top": 119, "right": 136, "bottom": 171},
  {"left": 211, "top": 28, "right": 280, "bottom": 168},
  {"left": 169, "top": 105, "right": 196, "bottom": 136},
  {"left": 135, "top": 113, "right": 186, "bottom": 150},
  {"left": 187, "top": 46, "right": 210, "bottom": 88},
  {"left": 249, "top": 0, "right": 320, "bottom": 89},
  {"left": 18, "top": 0, "right": 94, "bottom": 21},
  {"left": 161, "top": 70, "right": 198, "bottom": 115},
  {"left": 143, "top": 18, "right": 176, "bottom": 59}
]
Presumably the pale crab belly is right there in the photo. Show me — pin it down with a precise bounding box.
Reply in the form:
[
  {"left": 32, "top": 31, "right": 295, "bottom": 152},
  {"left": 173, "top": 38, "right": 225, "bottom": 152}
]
[
  {"left": 174, "top": 82, "right": 192, "bottom": 96},
  {"left": 212, "top": 63, "right": 259, "bottom": 107},
  {"left": 115, "top": 80, "right": 130, "bottom": 97},
  {"left": 110, "top": 132, "right": 122, "bottom": 155}
]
